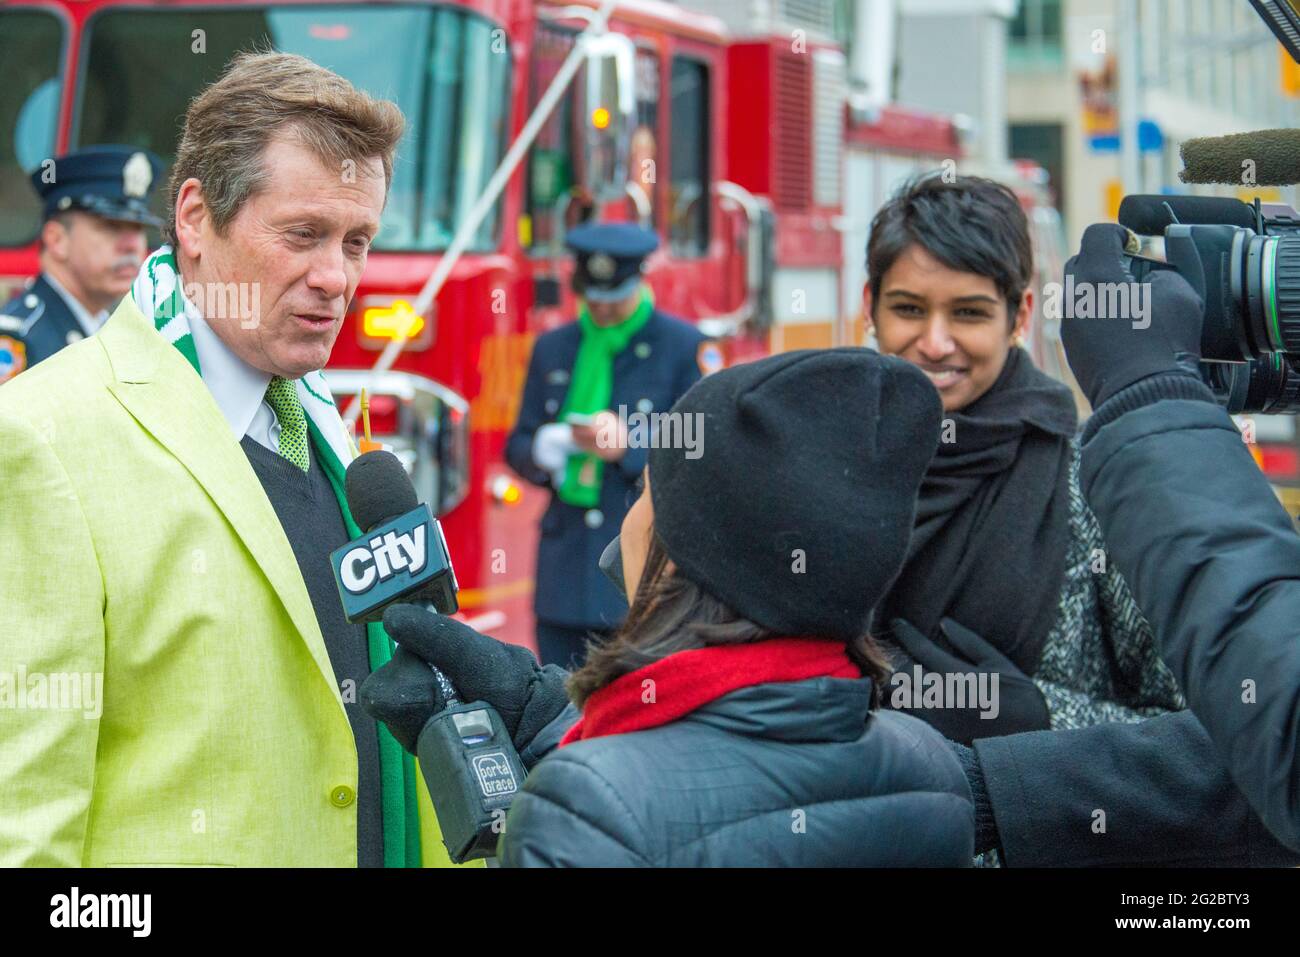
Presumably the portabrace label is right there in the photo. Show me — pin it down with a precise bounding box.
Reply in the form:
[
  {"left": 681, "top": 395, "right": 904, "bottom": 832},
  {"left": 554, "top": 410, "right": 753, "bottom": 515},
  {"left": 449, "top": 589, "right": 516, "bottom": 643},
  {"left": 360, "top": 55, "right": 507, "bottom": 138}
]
[{"left": 472, "top": 751, "right": 519, "bottom": 799}]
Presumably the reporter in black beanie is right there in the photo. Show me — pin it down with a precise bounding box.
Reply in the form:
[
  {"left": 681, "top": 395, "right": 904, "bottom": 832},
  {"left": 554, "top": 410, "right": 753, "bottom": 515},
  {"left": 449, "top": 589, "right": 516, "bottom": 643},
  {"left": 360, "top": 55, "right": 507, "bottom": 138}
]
[
  {"left": 364, "top": 348, "right": 975, "bottom": 866},
  {"left": 647, "top": 347, "right": 941, "bottom": 642}
]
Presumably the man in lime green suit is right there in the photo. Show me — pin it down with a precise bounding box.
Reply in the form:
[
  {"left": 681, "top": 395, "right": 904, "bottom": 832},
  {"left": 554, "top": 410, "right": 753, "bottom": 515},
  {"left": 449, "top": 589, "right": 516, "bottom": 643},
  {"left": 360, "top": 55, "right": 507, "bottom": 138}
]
[{"left": 0, "top": 52, "right": 457, "bottom": 867}]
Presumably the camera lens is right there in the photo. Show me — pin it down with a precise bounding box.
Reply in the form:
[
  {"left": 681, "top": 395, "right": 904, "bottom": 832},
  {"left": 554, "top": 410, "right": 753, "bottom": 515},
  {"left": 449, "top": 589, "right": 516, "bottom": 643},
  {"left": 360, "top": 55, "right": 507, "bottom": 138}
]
[
  {"left": 1245, "top": 235, "right": 1300, "bottom": 355},
  {"left": 1201, "top": 354, "right": 1300, "bottom": 414}
]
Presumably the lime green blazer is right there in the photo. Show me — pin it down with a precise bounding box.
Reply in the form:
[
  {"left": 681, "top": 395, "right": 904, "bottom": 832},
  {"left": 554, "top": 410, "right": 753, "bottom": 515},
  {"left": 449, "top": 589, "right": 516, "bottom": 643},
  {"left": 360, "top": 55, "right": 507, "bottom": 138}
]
[{"left": 0, "top": 297, "right": 459, "bottom": 866}]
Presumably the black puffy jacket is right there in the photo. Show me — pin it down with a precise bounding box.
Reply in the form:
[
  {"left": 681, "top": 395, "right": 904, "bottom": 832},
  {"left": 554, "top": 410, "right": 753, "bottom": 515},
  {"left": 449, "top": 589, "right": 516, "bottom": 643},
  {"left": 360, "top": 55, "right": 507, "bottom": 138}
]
[
  {"left": 1081, "top": 394, "right": 1300, "bottom": 851},
  {"left": 497, "top": 676, "right": 974, "bottom": 867}
]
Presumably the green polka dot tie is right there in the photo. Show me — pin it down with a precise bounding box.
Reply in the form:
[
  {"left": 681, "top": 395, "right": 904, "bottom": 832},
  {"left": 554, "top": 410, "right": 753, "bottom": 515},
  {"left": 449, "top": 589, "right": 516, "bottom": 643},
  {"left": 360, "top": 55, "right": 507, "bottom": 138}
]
[{"left": 265, "top": 376, "right": 309, "bottom": 472}]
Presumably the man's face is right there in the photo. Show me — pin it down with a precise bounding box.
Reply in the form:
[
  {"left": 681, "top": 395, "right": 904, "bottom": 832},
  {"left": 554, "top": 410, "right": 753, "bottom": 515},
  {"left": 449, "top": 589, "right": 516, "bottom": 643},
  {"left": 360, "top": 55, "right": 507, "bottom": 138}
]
[
  {"left": 585, "top": 286, "right": 642, "bottom": 327},
  {"left": 43, "top": 212, "right": 148, "bottom": 308},
  {"left": 176, "top": 135, "right": 385, "bottom": 379},
  {"left": 864, "top": 244, "right": 1031, "bottom": 412}
]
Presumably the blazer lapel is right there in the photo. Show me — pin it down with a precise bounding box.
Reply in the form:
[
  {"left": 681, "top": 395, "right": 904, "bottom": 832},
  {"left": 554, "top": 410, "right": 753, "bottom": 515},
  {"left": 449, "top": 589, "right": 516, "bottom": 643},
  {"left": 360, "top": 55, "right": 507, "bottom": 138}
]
[{"left": 97, "top": 298, "right": 344, "bottom": 704}]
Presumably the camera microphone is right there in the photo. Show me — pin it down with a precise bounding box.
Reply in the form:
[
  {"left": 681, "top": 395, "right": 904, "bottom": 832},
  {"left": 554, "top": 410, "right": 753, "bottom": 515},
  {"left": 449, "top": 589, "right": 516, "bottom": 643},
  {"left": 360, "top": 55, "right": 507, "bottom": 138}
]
[
  {"left": 1179, "top": 128, "right": 1300, "bottom": 186},
  {"left": 1118, "top": 194, "right": 1257, "bottom": 235}
]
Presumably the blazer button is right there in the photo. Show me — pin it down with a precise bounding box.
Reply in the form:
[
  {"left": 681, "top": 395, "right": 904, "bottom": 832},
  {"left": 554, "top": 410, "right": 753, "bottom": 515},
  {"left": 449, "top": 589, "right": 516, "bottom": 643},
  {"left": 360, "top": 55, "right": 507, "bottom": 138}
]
[
  {"left": 636, "top": 397, "right": 653, "bottom": 413},
  {"left": 329, "top": 785, "right": 355, "bottom": 808},
  {"left": 584, "top": 509, "right": 604, "bottom": 529},
  {"left": 545, "top": 398, "right": 559, "bottom": 415}
]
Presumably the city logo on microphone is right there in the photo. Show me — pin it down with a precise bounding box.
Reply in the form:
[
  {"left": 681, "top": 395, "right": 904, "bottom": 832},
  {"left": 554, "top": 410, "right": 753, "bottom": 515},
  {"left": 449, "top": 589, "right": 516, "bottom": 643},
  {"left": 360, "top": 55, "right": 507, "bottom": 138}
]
[
  {"left": 339, "top": 522, "right": 427, "bottom": 593},
  {"left": 331, "top": 504, "right": 456, "bottom": 622}
]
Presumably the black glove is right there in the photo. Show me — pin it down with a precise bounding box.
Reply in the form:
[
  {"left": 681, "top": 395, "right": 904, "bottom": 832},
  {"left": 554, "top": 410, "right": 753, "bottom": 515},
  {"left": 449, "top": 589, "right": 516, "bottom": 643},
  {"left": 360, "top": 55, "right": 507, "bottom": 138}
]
[
  {"left": 1061, "top": 222, "right": 1205, "bottom": 409},
  {"left": 886, "top": 617, "right": 1051, "bottom": 745},
  {"left": 360, "top": 604, "right": 572, "bottom": 756}
]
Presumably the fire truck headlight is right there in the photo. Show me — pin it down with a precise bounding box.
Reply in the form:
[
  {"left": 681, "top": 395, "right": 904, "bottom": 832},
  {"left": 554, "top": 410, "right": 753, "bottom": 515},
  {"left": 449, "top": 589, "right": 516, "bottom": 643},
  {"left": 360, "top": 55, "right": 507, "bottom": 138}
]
[
  {"left": 356, "top": 296, "right": 434, "bottom": 351},
  {"left": 363, "top": 300, "right": 425, "bottom": 339}
]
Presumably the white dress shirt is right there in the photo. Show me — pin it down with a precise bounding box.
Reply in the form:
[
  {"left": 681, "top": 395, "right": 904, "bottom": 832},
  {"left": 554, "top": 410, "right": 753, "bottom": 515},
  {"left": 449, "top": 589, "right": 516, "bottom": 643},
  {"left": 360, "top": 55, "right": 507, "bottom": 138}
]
[
  {"left": 187, "top": 308, "right": 284, "bottom": 454},
  {"left": 43, "top": 272, "right": 108, "bottom": 338}
]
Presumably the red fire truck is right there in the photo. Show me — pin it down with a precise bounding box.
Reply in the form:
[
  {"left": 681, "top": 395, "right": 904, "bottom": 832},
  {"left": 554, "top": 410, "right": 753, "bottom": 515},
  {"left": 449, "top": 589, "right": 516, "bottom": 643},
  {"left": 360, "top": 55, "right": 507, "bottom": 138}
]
[{"left": 0, "top": 0, "right": 961, "bottom": 650}]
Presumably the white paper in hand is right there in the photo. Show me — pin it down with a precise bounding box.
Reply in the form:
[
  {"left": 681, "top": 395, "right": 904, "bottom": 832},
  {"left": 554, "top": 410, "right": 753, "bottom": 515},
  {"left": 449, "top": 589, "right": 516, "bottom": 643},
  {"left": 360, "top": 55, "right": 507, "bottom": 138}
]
[{"left": 533, "top": 422, "right": 576, "bottom": 473}]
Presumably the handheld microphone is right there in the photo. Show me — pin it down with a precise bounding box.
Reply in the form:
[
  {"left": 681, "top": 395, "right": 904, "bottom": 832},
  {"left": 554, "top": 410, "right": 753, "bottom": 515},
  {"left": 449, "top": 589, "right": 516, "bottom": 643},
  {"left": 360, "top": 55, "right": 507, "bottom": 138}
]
[
  {"left": 334, "top": 450, "right": 525, "bottom": 862},
  {"left": 335, "top": 451, "right": 459, "bottom": 623},
  {"left": 1179, "top": 129, "right": 1300, "bottom": 186}
]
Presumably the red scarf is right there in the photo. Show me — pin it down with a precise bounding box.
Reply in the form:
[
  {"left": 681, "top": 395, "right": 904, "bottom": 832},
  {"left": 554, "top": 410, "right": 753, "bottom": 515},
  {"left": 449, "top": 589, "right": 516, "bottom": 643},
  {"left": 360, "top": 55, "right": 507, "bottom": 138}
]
[{"left": 559, "top": 638, "right": 860, "bottom": 747}]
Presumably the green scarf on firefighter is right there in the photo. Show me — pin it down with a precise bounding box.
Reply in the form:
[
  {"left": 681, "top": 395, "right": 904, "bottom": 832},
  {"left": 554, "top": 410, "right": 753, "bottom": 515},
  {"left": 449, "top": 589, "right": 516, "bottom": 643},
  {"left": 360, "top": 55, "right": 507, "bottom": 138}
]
[{"left": 556, "top": 286, "right": 654, "bottom": 507}]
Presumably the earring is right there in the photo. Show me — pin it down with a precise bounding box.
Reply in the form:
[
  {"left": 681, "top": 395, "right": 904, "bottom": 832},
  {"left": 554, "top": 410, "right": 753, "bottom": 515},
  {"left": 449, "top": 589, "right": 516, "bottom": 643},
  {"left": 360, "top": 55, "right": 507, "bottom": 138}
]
[{"left": 1012, "top": 333, "right": 1025, "bottom": 347}]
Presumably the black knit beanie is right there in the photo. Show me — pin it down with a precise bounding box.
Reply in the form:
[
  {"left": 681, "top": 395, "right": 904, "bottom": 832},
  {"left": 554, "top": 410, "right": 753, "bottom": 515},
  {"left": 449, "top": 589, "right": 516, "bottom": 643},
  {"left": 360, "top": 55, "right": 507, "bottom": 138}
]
[{"left": 648, "top": 348, "right": 942, "bottom": 642}]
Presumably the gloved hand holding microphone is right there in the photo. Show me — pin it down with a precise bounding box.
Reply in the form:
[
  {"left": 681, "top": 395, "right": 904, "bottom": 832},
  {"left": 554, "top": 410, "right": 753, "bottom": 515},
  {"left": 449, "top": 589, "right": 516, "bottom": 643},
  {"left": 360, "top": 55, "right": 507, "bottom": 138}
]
[
  {"left": 360, "top": 607, "right": 572, "bottom": 763},
  {"left": 361, "top": 530, "right": 626, "bottom": 763},
  {"left": 335, "top": 449, "right": 571, "bottom": 861}
]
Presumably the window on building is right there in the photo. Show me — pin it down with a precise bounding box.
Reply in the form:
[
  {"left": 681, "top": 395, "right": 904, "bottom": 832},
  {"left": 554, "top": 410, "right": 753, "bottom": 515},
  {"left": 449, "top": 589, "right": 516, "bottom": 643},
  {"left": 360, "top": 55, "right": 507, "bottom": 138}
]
[
  {"left": 1008, "top": 0, "right": 1063, "bottom": 71},
  {"left": 668, "top": 56, "right": 709, "bottom": 256},
  {"left": 1009, "top": 123, "right": 1064, "bottom": 212}
]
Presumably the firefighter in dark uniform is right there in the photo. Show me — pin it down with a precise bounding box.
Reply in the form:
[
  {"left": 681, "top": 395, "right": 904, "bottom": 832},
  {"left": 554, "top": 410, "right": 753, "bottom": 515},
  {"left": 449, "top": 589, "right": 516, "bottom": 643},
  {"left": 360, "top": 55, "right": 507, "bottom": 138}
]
[
  {"left": 507, "top": 222, "right": 719, "bottom": 667},
  {"left": 0, "top": 145, "right": 162, "bottom": 384}
]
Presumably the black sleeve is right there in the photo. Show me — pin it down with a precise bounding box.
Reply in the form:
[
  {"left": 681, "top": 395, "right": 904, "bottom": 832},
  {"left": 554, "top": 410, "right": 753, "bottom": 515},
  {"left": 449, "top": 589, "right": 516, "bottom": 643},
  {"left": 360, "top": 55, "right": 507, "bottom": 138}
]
[
  {"left": 505, "top": 341, "right": 553, "bottom": 488},
  {"left": 1080, "top": 396, "right": 1300, "bottom": 852},
  {"left": 974, "top": 709, "right": 1300, "bottom": 866}
]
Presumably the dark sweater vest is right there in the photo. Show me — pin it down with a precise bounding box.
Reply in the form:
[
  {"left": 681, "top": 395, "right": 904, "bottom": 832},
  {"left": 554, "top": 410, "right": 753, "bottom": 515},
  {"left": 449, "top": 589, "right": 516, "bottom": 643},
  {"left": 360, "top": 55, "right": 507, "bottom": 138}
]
[{"left": 241, "top": 435, "right": 384, "bottom": 867}]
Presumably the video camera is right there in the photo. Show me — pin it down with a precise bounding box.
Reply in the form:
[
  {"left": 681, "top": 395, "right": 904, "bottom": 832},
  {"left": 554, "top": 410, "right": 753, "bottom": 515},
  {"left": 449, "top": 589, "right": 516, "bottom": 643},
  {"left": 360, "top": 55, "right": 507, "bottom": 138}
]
[
  {"left": 1099, "top": 2, "right": 1300, "bottom": 415},
  {"left": 1118, "top": 194, "right": 1300, "bottom": 415}
]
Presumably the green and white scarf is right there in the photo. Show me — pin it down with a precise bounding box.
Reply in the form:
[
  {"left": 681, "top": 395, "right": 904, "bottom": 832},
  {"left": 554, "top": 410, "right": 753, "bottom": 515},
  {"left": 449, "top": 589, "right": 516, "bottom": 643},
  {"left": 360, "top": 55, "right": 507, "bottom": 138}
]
[
  {"left": 130, "top": 245, "right": 423, "bottom": 868},
  {"left": 556, "top": 286, "right": 653, "bottom": 507}
]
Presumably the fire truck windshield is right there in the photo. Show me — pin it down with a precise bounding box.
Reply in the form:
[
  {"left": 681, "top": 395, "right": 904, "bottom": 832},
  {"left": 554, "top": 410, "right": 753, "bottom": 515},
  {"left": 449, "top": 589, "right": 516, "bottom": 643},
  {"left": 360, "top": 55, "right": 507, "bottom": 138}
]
[
  {"left": 72, "top": 2, "right": 510, "bottom": 253},
  {"left": 0, "top": 7, "right": 64, "bottom": 247}
]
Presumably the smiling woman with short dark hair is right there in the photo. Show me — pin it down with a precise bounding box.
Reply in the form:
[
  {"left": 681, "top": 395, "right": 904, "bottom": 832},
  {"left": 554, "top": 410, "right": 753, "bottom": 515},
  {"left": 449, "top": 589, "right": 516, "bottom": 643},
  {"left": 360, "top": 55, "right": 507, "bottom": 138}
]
[{"left": 864, "top": 174, "right": 1185, "bottom": 748}]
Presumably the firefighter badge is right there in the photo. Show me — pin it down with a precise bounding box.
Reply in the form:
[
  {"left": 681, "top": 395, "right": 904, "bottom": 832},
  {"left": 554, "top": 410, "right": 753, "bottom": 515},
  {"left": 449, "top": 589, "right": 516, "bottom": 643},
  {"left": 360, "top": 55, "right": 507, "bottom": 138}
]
[{"left": 0, "top": 336, "right": 28, "bottom": 383}]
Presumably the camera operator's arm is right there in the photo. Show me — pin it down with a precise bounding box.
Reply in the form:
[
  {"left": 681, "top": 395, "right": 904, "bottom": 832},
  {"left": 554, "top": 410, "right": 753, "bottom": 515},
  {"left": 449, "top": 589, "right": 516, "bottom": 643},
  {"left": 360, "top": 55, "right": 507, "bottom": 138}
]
[
  {"left": 1064, "top": 224, "right": 1300, "bottom": 850},
  {"left": 961, "top": 710, "right": 1300, "bottom": 866}
]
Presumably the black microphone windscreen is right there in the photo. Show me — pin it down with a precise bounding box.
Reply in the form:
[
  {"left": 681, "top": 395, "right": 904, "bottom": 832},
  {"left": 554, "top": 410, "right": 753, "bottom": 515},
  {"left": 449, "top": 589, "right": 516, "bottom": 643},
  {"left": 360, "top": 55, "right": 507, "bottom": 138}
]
[
  {"left": 1180, "top": 129, "right": 1300, "bottom": 186},
  {"left": 345, "top": 450, "right": 419, "bottom": 532},
  {"left": 1119, "top": 194, "right": 1256, "bottom": 234}
]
